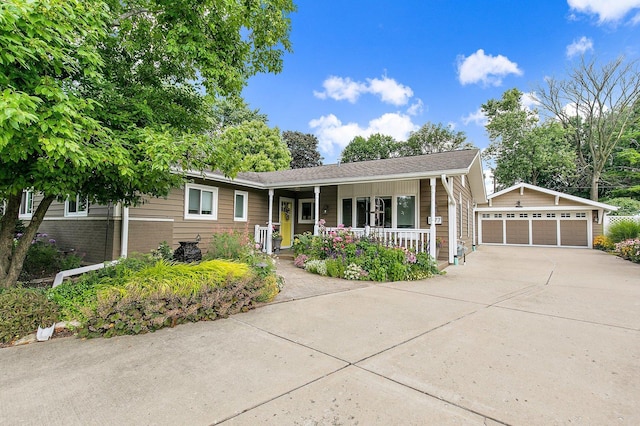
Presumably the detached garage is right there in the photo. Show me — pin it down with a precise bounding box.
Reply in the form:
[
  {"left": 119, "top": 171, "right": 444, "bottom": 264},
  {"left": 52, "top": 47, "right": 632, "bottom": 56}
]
[{"left": 476, "top": 183, "right": 617, "bottom": 249}]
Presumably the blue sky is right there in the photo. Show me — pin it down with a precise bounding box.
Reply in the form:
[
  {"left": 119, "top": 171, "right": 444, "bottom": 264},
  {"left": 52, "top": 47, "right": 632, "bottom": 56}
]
[{"left": 242, "top": 0, "right": 640, "bottom": 165}]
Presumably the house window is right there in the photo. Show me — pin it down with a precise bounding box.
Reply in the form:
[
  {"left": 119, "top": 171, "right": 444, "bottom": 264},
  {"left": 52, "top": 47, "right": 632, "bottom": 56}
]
[
  {"left": 298, "top": 199, "right": 315, "bottom": 223},
  {"left": 396, "top": 196, "right": 416, "bottom": 229},
  {"left": 482, "top": 213, "right": 490, "bottom": 218},
  {"left": 356, "top": 197, "right": 370, "bottom": 227},
  {"left": 65, "top": 195, "right": 88, "bottom": 217},
  {"left": 532, "top": 213, "right": 542, "bottom": 218},
  {"left": 341, "top": 198, "right": 353, "bottom": 227},
  {"left": 374, "top": 196, "right": 392, "bottom": 227},
  {"left": 185, "top": 183, "right": 218, "bottom": 220},
  {"left": 234, "top": 191, "right": 248, "bottom": 222},
  {"left": 560, "top": 213, "right": 570, "bottom": 218},
  {"left": 576, "top": 212, "right": 586, "bottom": 218},
  {"left": 0, "top": 200, "right": 6, "bottom": 216},
  {"left": 546, "top": 213, "right": 556, "bottom": 218},
  {"left": 506, "top": 213, "right": 515, "bottom": 218},
  {"left": 519, "top": 213, "right": 528, "bottom": 218},
  {"left": 19, "top": 190, "right": 33, "bottom": 219},
  {"left": 494, "top": 213, "right": 502, "bottom": 218}
]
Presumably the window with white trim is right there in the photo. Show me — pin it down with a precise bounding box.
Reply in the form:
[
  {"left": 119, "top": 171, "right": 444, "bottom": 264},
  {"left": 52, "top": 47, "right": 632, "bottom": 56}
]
[
  {"left": 482, "top": 213, "right": 490, "bottom": 218},
  {"left": 396, "top": 195, "right": 416, "bottom": 229},
  {"left": 19, "top": 190, "right": 33, "bottom": 219},
  {"left": 298, "top": 199, "right": 315, "bottom": 223},
  {"left": 65, "top": 195, "right": 88, "bottom": 217},
  {"left": 506, "top": 213, "right": 515, "bottom": 218},
  {"left": 494, "top": 213, "right": 502, "bottom": 218},
  {"left": 0, "top": 199, "right": 6, "bottom": 216},
  {"left": 576, "top": 212, "right": 586, "bottom": 218},
  {"left": 532, "top": 213, "right": 542, "bottom": 218},
  {"left": 185, "top": 183, "right": 218, "bottom": 220},
  {"left": 234, "top": 190, "right": 248, "bottom": 221},
  {"left": 546, "top": 213, "right": 556, "bottom": 218},
  {"left": 560, "top": 213, "right": 571, "bottom": 218},
  {"left": 519, "top": 213, "right": 528, "bottom": 218}
]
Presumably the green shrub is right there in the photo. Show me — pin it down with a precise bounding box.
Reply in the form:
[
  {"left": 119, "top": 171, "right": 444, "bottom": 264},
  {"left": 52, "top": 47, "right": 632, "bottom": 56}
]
[
  {"left": 151, "top": 241, "right": 174, "bottom": 261},
  {"left": 206, "top": 230, "right": 252, "bottom": 260},
  {"left": 0, "top": 288, "right": 59, "bottom": 344},
  {"left": 17, "top": 234, "right": 82, "bottom": 282},
  {"left": 607, "top": 220, "right": 640, "bottom": 243},
  {"left": 603, "top": 197, "right": 640, "bottom": 216},
  {"left": 76, "top": 259, "right": 277, "bottom": 338},
  {"left": 325, "top": 259, "right": 345, "bottom": 278}
]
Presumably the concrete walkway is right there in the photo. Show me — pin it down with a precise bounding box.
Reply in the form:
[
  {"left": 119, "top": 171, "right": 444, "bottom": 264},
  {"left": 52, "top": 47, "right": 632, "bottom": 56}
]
[{"left": 1, "top": 246, "right": 639, "bottom": 425}]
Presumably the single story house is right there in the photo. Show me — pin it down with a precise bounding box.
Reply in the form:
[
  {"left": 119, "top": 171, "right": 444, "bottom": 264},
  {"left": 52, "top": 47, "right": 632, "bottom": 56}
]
[
  {"left": 17, "top": 149, "right": 617, "bottom": 266},
  {"left": 23, "top": 149, "right": 486, "bottom": 265},
  {"left": 475, "top": 182, "right": 617, "bottom": 248}
]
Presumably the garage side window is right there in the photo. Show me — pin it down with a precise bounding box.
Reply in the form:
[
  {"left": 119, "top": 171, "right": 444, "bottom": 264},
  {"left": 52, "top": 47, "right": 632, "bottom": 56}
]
[
  {"left": 185, "top": 183, "right": 218, "bottom": 220},
  {"left": 65, "top": 194, "right": 88, "bottom": 217}
]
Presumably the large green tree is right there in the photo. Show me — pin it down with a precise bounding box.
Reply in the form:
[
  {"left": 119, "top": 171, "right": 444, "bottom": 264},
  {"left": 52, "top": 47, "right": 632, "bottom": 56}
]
[
  {"left": 482, "top": 88, "right": 575, "bottom": 190},
  {"left": 216, "top": 121, "right": 291, "bottom": 172},
  {"left": 282, "top": 131, "right": 323, "bottom": 169},
  {"left": 398, "top": 122, "right": 474, "bottom": 156},
  {"left": 535, "top": 56, "right": 640, "bottom": 201},
  {"left": 340, "top": 133, "right": 397, "bottom": 163},
  {"left": 0, "top": 0, "right": 295, "bottom": 288}
]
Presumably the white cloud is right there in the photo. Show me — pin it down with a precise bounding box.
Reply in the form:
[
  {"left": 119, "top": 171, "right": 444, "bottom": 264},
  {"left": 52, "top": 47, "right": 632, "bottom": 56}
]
[
  {"left": 462, "top": 108, "right": 487, "bottom": 126},
  {"left": 567, "top": 0, "right": 640, "bottom": 23},
  {"left": 521, "top": 91, "right": 541, "bottom": 111},
  {"left": 406, "top": 98, "right": 424, "bottom": 116},
  {"left": 566, "top": 36, "right": 594, "bottom": 58},
  {"left": 314, "top": 75, "right": 414, "bottom": 106},
  {"left": 309, "top": 112, "right": 418, "bottom": 158},
  {"left": 457, "top": 49, "right": 523, "bottom": 86},
  {"left": 313, "top": 76, "right": 366, "bottom": 103}
]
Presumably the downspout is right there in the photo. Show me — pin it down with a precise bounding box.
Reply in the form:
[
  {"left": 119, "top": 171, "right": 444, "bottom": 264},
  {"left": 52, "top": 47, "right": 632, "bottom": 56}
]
[
  {"left": 120, "top": 206, "right": 129, "bottom": 258},
  {"left": 472, "top": 202, "right": 477, "bottom": 249},
  {"left": 441, "top": 174, "right": 457, "bottom": 264}
]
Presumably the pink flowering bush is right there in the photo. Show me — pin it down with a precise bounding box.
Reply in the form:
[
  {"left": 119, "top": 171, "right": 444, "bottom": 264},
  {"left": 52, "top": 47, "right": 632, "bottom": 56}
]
[
  {"left": 292, "top": 226, "right": 439, "bottom": 281},
  {"left": 614, "top": 239, "right": 640, "bottom": 263}
]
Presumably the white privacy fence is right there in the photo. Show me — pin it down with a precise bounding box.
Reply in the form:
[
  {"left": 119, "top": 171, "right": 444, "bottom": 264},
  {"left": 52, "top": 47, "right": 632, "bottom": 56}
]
[{"left": 603, "top": 215, "right": 640, "bottom": 234}]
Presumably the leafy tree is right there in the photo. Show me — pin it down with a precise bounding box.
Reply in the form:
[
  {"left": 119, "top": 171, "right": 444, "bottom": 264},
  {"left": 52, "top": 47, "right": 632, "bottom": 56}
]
[
  {"left": 0, "top": 0, "right": 294, "bottom": 288},
  {"left": 482, "top": 88, "right": 575, "bottom": 189},
  {"left": 216, "top": 121, "right": 291, "bottom": 172},
  {"left": 535, "top": 56, "right": 640, "bottom": 201},
  {"left": 211, "top": 96, "right": 268, "bottom": 131},
  {"left": 602, "top": 197, "right": 640, "bottom": 216},
  {"left": 398, "top": 122, "right": 474, "bottom": 156},
  {"left": 341, "top": 134, "right": 397, "bottom": 163},
  {"left": 282, "top": 131, "right": 323, "bottom": 169}
]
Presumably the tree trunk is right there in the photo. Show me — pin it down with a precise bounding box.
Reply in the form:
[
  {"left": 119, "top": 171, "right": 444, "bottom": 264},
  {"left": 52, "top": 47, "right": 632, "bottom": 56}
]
[
  {"left": 0, "top": 193, "right": 55, "bottom": 289},
  {"left": 590, "top": 173, "right": 600, "bottom": 202}
]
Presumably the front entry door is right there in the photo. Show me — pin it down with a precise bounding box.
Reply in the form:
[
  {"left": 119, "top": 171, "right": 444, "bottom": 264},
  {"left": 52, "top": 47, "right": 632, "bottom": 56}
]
[{"left": 279, "top": 198, "right": 294, "bottom": 248}]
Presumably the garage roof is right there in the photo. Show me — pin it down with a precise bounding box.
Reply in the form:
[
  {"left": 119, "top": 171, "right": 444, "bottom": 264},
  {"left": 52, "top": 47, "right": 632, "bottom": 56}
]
[{"left": 486, "top": 183, "right": 618, "bottom": 211}]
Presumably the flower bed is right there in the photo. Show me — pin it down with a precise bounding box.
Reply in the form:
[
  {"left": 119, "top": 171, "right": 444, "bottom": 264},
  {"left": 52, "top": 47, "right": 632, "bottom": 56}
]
[{"left": 293, "top": 224, "right": 439, "bottom": 282}]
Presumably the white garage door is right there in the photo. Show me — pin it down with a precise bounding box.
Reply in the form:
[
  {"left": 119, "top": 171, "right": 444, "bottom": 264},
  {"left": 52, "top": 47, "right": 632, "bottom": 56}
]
[{"left": 479, "top": 211, "right": 589, "bottom": 247}]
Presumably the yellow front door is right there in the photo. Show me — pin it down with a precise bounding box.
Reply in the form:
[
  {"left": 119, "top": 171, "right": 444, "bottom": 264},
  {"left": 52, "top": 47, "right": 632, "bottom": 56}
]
[{"left": 280, "top": 199, "right": 293, "bottom": 247}]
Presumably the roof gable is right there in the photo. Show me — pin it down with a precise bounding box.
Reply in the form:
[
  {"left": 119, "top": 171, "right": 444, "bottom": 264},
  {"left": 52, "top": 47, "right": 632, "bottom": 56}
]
[{"left": 488, "top": 183, "right": 618, "bottom": 211}]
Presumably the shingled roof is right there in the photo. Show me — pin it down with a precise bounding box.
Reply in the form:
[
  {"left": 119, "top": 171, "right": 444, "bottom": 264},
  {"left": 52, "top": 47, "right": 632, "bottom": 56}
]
[{"left": 197, "top": 149, "right": 486, "bottom": 201}]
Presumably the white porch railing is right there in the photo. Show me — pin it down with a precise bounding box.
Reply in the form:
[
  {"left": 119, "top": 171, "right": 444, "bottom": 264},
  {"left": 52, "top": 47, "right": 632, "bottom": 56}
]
[
  {"left": 255, "top": 225, "right": 432, "bottom": 254},
  {"left": 324, "top": 226, "right": 431, "bottom": 254},
  {"left": 254, "top": 225, "right": 269, "bottom": 253}
]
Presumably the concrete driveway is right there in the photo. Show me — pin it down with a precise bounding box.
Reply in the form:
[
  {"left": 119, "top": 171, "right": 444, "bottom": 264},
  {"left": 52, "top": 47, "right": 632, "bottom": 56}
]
[{"left": 1, "top": 246, "right": 638, "bottom": 425}]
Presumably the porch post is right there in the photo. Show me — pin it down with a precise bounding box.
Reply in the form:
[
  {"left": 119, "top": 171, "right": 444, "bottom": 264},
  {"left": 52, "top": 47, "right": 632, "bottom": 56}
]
[
  {"left": 313, "top": 186, "right": 320, "bottom": 235},
  {"left": 430, "top": 178, "right": 436, "bottom": 258},
  {"left": 267, "top": 189, "right": 274, "bottom": 254}
]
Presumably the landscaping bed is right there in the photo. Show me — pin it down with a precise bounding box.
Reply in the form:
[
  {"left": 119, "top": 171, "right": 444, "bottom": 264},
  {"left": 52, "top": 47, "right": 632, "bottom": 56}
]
[
  {"left": 292, "top": 223, "right": 440, "bottom": 282},
  {"left": 0, "top": 231, "right": 282, "bottom": 347}
]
